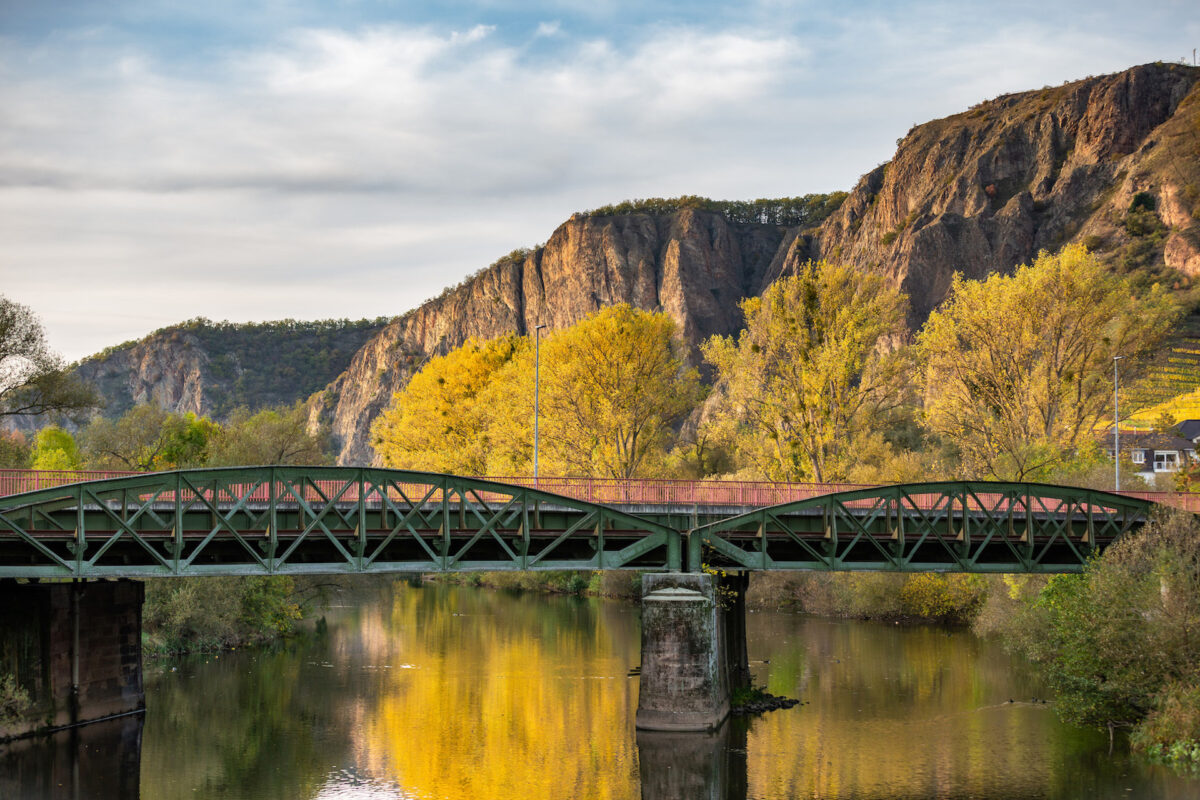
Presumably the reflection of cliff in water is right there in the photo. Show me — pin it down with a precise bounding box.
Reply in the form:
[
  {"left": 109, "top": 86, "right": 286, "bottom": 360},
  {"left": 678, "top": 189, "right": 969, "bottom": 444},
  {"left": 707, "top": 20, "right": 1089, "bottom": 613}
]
[
  {"left": 637, "top": 720, "right": 748, "bottom": 800},
  {"left": 0, "top": 713, "right": 143, "bottom": 800}
]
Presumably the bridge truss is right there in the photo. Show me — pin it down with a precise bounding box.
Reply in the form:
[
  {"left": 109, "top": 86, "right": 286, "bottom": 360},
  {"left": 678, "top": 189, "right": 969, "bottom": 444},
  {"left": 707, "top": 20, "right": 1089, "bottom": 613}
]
[
  {"left": 0, "top": 471, "right": 1170, "bottom": 578},
  {"left": 691, "top": 482, "right": 1154, "bottom": 573},
  {"left": 0, "top": 468, "right": 681, "bottom": 578}
]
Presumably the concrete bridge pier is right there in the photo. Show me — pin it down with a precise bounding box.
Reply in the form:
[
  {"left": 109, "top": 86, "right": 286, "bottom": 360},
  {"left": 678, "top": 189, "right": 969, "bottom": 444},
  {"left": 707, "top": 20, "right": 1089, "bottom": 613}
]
[
  {"left": 636, "top": 572, "right": 750, "bottom": 731},
  {"left": 0, "top": 579, "right": 145, "bottom": 741}
]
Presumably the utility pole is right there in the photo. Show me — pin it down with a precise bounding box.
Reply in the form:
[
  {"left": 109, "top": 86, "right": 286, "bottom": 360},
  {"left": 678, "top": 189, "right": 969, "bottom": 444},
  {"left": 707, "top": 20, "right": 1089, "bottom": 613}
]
[
  {"left": 534, "top": 324, "right": 547, "bottom": 486},
  {"left": 1114, "top": 355, "right": 1124, "bottom": 491}
]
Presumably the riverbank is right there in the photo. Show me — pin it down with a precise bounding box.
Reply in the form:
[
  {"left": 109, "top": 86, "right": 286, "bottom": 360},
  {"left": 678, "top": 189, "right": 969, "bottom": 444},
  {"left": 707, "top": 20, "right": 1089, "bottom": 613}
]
[{"left": 141, "top": 575, "right": 381, "bottom": 655}]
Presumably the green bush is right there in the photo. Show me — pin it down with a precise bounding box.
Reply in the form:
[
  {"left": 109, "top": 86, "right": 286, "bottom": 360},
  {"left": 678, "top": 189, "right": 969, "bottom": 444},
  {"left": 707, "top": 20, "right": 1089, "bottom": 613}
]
[
  {"left": 144, "top": 576, "right": 301, "bottom": 654},
  {"left": 899, "top": 573, "right": 986, "bottom": 622},
  {"left": 1011, "top": 511, "right": 1200, "bottom": 734},
  {"left": 0, "top": 673, "right": 31, "bottom": 726},
  {"left": 1132, "top": 679, "right": 1200, "bottom": 771}
]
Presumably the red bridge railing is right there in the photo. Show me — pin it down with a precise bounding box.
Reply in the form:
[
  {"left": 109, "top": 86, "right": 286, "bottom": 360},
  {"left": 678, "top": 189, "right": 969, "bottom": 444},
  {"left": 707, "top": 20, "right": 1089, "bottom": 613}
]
[{"left": 1, "top": 469, "right": 1199, "bottom": 513}]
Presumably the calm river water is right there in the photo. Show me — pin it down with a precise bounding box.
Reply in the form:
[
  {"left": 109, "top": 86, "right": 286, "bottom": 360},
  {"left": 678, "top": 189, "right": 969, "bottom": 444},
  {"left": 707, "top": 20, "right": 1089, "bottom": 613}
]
[{"left": 3, "top": 580, "right": 1197, "bottom": 799}]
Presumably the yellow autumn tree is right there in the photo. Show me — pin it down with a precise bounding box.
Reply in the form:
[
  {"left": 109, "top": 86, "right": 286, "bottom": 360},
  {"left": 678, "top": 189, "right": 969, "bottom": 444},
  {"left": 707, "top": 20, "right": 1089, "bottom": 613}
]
[
  {"left": 702, "top": 260, "right": 910, "bottom": 482},
  {"left": 371, "top": 335, "right": 524, "bottom": 473},
  {"left": 918, "top": 244, "right": 1178, "bottom": 480},
  {"left": 481, "top": 305, "right": 703, "bottom": 479}
]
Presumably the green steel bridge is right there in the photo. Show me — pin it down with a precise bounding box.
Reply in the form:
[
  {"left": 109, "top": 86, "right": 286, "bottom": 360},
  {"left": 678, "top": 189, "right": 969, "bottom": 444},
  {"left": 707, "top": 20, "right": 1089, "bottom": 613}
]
[{"left": 0, "top": 467, "right": 1184, "bottom": 578}]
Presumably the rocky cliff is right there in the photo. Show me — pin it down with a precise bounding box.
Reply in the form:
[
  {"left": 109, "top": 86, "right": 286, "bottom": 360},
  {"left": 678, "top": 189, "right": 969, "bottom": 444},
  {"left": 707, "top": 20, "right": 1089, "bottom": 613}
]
[
  {"left": 801, "top": 62, "right": 1200, "bottom": 318},
  {"left": 62, "top": 63, "right": 1200, "bottom": 465},
  {"left": 314, "top": 210, "right": 798, "bottom": 463},
  {"left": 318, "top": 62, "right": 1200, "bottom": 464}
]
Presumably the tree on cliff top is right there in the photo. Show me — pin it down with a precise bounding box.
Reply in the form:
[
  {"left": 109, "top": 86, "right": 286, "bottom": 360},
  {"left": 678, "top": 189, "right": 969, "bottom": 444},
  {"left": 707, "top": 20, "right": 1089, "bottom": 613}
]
[
  {"left": 701, "top": 261, "right": 910, "bottom": 482},
  {"left": 918, "top": 244, "right": 1179, "bottom": 480},
  {"left": 0, "top": 296, "right": 96, "bottom": 422}
]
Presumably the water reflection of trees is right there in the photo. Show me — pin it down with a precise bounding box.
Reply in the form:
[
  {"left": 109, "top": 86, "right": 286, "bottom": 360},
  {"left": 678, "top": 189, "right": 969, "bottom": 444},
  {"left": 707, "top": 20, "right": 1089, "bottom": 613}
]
[
  {"left": 140, "top": 637, "right": 343, "bottom": 799},
  {"left": 129, "top": 583, "right": 1200, "bottom": 800},
  {"left": 740, "top": 614, "right": 1195, "bottom": 800},
  {"left": 361, "top": 583, "right": 642, "bottom": 800}
]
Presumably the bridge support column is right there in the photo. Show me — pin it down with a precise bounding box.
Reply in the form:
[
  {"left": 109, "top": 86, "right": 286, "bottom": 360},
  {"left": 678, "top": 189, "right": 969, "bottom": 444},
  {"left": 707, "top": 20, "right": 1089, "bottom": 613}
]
[
  {"left": 0, "top": 579, "right": 144, "bottom": 740},
  {"left": 636, "top": 573, "right": 730, "bottom": 731}
]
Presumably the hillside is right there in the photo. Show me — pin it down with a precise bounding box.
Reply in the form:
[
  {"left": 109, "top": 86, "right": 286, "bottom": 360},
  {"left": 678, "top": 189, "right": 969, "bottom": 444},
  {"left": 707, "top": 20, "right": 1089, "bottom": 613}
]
[
  {"left": 311, "top": 63, "right": 1200, "bottom": 464},
  {"left": 74, "top": 317, "right": 389, "bottom": 420},
  {"left": 60, "top": 62, "right": 1200, "bottom": 465},
  {"left": 308, "top": 206, "right": 815, "bottom": 462}
]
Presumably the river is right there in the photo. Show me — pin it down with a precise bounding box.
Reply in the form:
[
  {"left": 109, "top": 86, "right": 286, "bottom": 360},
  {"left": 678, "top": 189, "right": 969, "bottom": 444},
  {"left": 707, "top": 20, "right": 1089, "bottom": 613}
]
[{"left": 2, "top": 580, "right": 1196, "bottom": 799}]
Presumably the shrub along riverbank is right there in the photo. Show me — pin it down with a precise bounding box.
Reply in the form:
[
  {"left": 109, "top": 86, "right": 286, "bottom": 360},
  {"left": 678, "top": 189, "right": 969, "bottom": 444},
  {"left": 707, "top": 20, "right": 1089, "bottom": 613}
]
[{"left": 974, "top": 509, "right": 1200, "bottom": 772}]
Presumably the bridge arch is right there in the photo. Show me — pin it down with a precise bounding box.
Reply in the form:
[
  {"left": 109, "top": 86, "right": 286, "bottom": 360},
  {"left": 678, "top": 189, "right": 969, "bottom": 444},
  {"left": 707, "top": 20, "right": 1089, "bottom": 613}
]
[
  {"left": 0, "top": 467, "right": 682, "bottom": 578},
  {"left": 689, "top": 480, "right": 1157, "bottom": 573}
]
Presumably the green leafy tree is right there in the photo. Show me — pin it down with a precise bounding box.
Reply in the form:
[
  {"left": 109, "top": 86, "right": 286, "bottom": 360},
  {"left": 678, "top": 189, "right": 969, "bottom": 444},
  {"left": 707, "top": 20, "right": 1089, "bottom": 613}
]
[
  {"left": 1027, "top": 512, "right": 1200, "bottom": 734},
  {"left": 31, "top": 426, "right": 80, "bottom": 470},
  {"left": 208, "top": 403, "right": 331, "bottom": 466},
  {"left": 701, "top": 261, "right": 909, "bottom": 481},
  {"left": 0, "top": 296, "right": 96, "bottom": 422},
  {"left": 79, "top": 404, "right": 217, "bottom": 470},
  {"left": 918, "top": 244, "right": 1178, "bottom": 479}
]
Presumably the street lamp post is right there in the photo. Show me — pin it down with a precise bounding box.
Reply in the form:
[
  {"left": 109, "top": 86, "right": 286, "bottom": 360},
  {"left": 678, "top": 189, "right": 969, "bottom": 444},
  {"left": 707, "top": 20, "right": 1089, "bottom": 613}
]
[
  {"left": 1114, "top": 355, "right": 1124, "bottom": 491},
  {"left": 534, "top": 324, "right": 546, "bottom": 485}
]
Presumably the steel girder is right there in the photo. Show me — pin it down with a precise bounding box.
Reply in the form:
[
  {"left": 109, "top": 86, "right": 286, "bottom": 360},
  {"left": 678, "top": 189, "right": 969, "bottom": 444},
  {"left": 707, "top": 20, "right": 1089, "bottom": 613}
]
[
  {"left": 0, "top": 467, "right": 681, "bottom": 578},
  {"left": 687, "top": 481, "right": 1154, "bottom": 573}
]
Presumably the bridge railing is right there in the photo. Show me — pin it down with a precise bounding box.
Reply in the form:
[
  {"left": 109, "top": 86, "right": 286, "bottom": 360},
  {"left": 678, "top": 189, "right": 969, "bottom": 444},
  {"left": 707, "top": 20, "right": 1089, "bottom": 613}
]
[
  {"left": 0, "top": 469, "right": 142, "bottom": 496},
  {"left": 2, "top": 469, "right": 1199, "bottom": 513}
]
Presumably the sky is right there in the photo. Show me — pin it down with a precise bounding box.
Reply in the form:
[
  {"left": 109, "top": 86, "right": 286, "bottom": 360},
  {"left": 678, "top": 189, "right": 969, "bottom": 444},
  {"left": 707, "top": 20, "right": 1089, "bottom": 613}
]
[{"left": 1, "top": 1, "right": 1197, "bottom": 361}]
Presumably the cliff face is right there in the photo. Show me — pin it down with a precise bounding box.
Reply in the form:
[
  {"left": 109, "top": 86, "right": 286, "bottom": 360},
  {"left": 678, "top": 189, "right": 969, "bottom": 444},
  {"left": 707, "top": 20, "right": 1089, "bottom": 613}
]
[
  {"left": 321, "top": 63, "right": 1200, "bottom": 465},
  {"left": 804, "top": 62, "right": 1200, "bottom": 318},
  {"left": 62, "top": 63, "right": 1200, "bottom": 466},
  {"left": 315, "top": 210, "right": 792, "bottom": 463},
  {"left": 75, "top": 331, "right": 210, "bottom": 419},
  {"left": 74, "top": 318, "right": 387, "bottom": 421}
]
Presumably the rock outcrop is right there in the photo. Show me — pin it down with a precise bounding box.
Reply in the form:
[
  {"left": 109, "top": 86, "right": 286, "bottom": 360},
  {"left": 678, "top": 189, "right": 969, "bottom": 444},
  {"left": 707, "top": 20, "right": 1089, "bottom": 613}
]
[
  {"left": 71, "top": 318, "right": 387, "bottom": 422},
  {"left": 803, "top": 62, "right": 1200, "bottom": 318},
  {"left": 319, "top": 62, "right": 1199, "bottom": 464},
  {"left": 315, "top": 210, "right": 792, "bottom": 463},
  {"left": 74, "top": 330, "right": 211, "bottom": 419}
]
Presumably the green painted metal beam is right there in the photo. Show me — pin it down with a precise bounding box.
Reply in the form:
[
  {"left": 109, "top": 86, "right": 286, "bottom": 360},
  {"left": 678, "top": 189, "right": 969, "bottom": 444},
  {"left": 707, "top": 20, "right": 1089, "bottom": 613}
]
[
  {"left": 0, "top": 471, "right": 1167, "bottom": 578},
  {"left": 0, "top": 467, "right": 681, "bottom": 578},
  {"left": 688, "top": 481, "right": 1154, "bottom": 574}
]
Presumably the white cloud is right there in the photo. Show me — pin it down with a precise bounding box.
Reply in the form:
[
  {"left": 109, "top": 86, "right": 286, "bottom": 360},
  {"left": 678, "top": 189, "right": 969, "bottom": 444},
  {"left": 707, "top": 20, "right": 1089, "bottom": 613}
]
[{"left": 0, "top": 6, "right": 1185, "bottom": 359}]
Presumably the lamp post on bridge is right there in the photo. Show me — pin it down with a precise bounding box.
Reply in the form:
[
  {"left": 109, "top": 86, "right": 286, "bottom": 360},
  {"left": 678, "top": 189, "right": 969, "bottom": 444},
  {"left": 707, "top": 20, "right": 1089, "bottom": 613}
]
[
  {"left": 1114, "top": 355, "right": 1124, "bottom": 492},
  {"left": 534, "top": 324, "right": 547, "bottom": 486}
]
